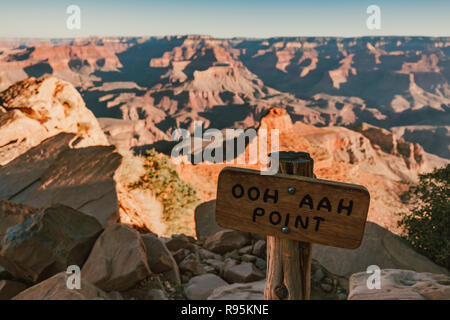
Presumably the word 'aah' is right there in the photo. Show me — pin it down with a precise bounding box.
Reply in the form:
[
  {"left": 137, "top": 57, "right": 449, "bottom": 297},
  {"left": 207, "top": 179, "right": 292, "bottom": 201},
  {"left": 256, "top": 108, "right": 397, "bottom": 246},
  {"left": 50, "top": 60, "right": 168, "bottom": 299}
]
[
  {"left": 231, "top": 184, "right": 354, "bottom": 215},
  {"left": 231, "top": 184, "right": 355, "bottom": 233}
]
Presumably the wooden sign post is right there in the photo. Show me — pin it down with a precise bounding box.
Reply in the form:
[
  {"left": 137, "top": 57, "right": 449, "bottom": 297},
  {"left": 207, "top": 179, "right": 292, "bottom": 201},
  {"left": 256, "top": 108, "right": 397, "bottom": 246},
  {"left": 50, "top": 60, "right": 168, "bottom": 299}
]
[{"left": 215, "top": 151, "right": 370, "bottom": 300}]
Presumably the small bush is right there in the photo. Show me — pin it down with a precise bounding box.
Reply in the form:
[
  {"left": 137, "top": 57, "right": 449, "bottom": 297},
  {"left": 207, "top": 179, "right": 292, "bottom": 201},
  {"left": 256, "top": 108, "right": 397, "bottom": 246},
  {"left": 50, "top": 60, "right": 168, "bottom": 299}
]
[
  {"left": 129, "top": 149, "right": 199, "bottom": 235},
  {"left": 397, "top": 164, "right": 450, "bottom": 269}
]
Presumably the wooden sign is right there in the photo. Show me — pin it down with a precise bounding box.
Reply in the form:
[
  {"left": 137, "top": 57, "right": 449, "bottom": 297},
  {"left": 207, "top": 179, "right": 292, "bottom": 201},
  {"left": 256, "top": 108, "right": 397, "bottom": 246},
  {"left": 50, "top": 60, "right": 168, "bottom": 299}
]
[{"left": 215, "top": 167, "right": 370, "bottom": 249}]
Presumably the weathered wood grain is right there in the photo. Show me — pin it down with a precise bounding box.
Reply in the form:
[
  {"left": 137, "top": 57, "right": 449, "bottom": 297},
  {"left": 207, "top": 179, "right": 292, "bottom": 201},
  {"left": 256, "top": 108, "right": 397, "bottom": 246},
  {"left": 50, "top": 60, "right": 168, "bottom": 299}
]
[{"left": 215, "top": 167, "right": 370, "bottom": 249}]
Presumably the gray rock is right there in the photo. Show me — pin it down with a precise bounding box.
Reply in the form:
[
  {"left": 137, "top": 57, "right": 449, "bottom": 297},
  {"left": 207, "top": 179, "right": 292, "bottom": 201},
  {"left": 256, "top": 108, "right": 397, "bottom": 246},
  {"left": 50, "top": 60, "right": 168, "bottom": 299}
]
[
  {"left": 254, "top": 258, "right": 266, "bottom": 271},
  {"left": 172, "top": 249, "right": 190, "bottom": 264},
  {"left": 204, "top": 230, "right": 250, "bottom": 254},
  {"left": 241, "top": 254, "right": 257, "bottom": 263},
  {"left": 141, "top": 234, "right": 178, "bottom": 274},
  {"left": 221, "top": 258, "right": 239, "bottom": 277},
  {"left": 207, "top": 280, "right": 265, "bottom": 300},
  {"left": 205, "top": 259, "right": 225, "bottom": 272},
  {"left": 348, "top": 269, "right": 450, "bottom": 300},
  {"left": 194, "top": 200, "right": 225, "bottom": 240},
  {"left": 223, "top": 262, "right": 265, "bottom": 283},
  {"left": 82, "top": 223, "right": 151, "bottom": 292},
  {"left": 238, "top": 245, "right": 253, "bottom": 255},
  {"left": 0, "top": 204, "right": 103, "bottom": 283},
  {"left": 184, "top": 274, "right": 228, "bottom": 300},
  {"left": 313, "top": 222, "right": 449, "bottom": 277},
  {"left": 141, "top": 233, "right": 181, "bottom": 286},
  {"left": 179, "top": 254, "right": 206, "bottom": 276},
  {"left": 199, "top": 248, "right": 221, "bottom": 261},
  {"left": 0, "top": 280, "right": 28, "bottom": 300},
  {"left": 252, "top": 240, "right": 266, "bottom": 258}
]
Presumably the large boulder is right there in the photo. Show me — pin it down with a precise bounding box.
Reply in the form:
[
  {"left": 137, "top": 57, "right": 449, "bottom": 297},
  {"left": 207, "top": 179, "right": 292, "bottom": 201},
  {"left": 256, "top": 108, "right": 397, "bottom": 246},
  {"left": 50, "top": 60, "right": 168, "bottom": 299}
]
[
  {"left": 313, "top": 222, "right": 449, "bottom": 278},
  {"left": 0, "top": 133, "right": 122, "bottom": 227},
  {"left": 348, "top": 269, "right": 450, "bottom": 300},
  {"left": 12, "top": 272, "right": 121, "bottom": 300},
  {"left": 82, "top": 224, "right": 151, "bottom": 292},
  {"left": 184, "top": 274, "right": 228, "bottom": 300},
  {"left": 0, "top": 204, "right": 103, "bottom": 283},
  {"left": 0, "top": 76, "right": 109, "bottom": 166},
  {"left": 204, "top": 230, "right": 250, "bottom": 254},
  {"left": 0, "top": 133, "right": 75, "bottom": 201}
]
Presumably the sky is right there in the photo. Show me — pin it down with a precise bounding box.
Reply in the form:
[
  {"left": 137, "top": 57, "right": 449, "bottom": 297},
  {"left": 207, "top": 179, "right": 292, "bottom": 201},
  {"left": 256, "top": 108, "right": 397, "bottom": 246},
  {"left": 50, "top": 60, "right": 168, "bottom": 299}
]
[{"left": 0, "top": 0, "right": 449, "bottom": 38}]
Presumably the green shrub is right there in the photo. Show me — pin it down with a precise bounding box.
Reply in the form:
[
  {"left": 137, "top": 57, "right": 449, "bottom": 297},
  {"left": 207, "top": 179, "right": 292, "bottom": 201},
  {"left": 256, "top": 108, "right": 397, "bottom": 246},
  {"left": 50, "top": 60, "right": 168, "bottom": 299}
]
[
  {"left": 397, "top": 164, "right": 450, "bottom": 269},
  {"left": 129, "top": 149, "right": 199, "bottom": 235}
]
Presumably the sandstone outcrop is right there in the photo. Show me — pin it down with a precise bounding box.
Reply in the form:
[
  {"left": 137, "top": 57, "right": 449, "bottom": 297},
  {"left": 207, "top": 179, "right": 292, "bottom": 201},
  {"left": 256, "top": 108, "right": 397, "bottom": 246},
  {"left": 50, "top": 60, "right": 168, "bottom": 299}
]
[
  {"left": 0, "top": 133, "right": 122, "bottom": 227},
  {"left": 0, "top": 76, "right": 108, "bottom": 165}
]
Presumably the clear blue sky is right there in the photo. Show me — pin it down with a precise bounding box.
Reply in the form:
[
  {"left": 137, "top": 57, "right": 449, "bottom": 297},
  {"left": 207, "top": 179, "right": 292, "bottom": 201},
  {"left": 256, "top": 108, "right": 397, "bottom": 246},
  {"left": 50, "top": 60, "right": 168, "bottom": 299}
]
[{"left": 1, "top": 0, "right": 449, "bottom": 38}]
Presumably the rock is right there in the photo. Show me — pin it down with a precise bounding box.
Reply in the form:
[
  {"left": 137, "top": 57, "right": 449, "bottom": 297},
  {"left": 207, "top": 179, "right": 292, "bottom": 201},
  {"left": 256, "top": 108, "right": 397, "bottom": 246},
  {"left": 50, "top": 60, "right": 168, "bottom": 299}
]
[
  {"left": 172, "top": 249, "right": 190, "bottom": 264},
  {"left": 238, "top": 245, "right": 253, "bottom": 255},
  {"left": 179, "top": 254, "right": 206, "bottom": 276},
  {"left": 204, "top": 230, "right": 250, "bottom": 254},
  {"left": 0, "top": 133, "right": 122, "bottom": 228},
  {"left": 313, "top": 222, "right": 449, "bottom": 278},
  {"left": 320, "top": 283, "right": 333, "bottom": 293},
  {"left": 252, "top": 240, "right": 266, "bottom": 258},
  {"left": 254, "top": 258, "right": 266, "bottom": 271},
  {"left": 24, "top": 146, "right": 122, "bottom": 227},
  {"left": 224, "top": 249, "right": 240, "bottom": 260},
  {"left": 0, "top": 133, "right": 75, "bottom": 201},
  {"left": 348, "top": 269, "right": 450, "bottom": 300},
  {"left": 141, "top": 233, "right": 181, "bottom": 286},
  {"left": 164, "top": 234, "right": 194, "bottom": 252},
  {"left": 0, "top": 76, "right": 109, "bottom": 166},
  {"left": 146, "top": 289, "right": 168, "bottom": 300},
  {"left": 82, "top": 223, "right": 151, "bottom": 292},
  {"left": 207, "top": 280, "right": 265, "bottom": 300},
  {"left": 121, "top": 275, "right": 168, "bottom": 300},
  {"left": 351, "top": 122, "right": 425, "bottom": 170},
  {"left": 0, "top": 204, "right": 103, "bottom": 283},
  {"left": 141, "top": 234, "right": 178, "bottom": 274},
  {"left": 221, "top": 258, "right": 239, "bottom": 277},
  {"left": 258, "top": 107, "right": 293, "bottom": 132},
  {"left": 312, "top": 268, "right": 325, "bottom": 282},
  {"left": 223, "top": 262, "right": 265, "bottom": 283},
  {"left": 241, "top": 254, "right": 257, "bottom": 263},
  {"left": 205, "top": 259, "right": 225, "bottom": 272},
  {"left": 0, "top": 280, "right": 28, "bottom": 300},
  {"left": 184, "top": 274, "right": 228, "bottom": 300},
  {"left": 194, "top": 200, "right": 226, "bottom": 241},
  {"left": 199, "top": 248, "right": 221, "bottom": 261},
  {"left": 12, "top": 272, "right": 121, "bottom": 300}
]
